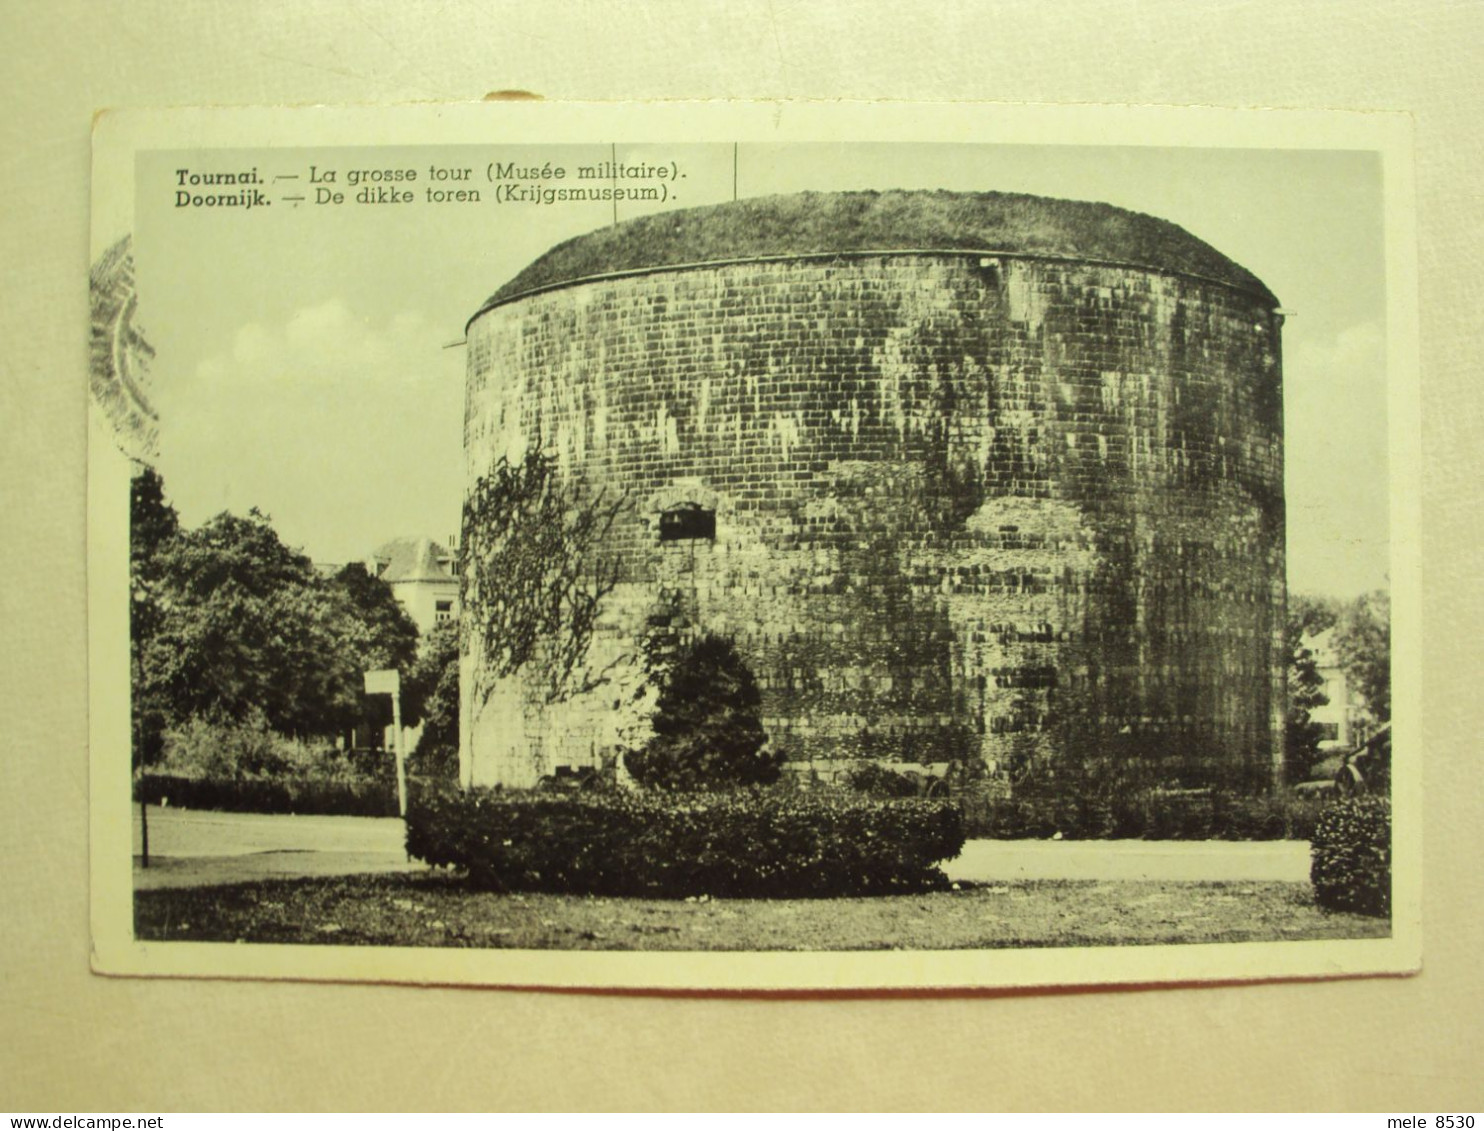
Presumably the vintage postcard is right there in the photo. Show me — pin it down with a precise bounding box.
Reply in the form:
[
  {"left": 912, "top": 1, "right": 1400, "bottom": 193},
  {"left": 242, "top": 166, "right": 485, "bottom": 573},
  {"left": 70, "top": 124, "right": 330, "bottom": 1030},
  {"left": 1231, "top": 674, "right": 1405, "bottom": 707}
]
[{"left": 89, "top": 101, "right": 1419, "bottom": 991}]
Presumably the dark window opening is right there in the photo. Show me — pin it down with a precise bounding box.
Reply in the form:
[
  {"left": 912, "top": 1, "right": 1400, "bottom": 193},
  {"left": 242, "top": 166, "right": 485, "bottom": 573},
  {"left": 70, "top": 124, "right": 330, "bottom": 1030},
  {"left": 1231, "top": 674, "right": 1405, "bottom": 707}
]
[{"left": 659, "top": 504, "right": 716, "bottom": 542}]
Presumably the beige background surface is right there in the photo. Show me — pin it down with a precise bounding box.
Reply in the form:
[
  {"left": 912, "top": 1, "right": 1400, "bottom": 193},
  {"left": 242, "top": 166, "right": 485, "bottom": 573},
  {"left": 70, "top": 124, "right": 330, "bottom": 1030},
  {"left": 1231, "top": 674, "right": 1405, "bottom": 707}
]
[{"left": 3, "top": 0, "right": 1480, "bottom": 1112}]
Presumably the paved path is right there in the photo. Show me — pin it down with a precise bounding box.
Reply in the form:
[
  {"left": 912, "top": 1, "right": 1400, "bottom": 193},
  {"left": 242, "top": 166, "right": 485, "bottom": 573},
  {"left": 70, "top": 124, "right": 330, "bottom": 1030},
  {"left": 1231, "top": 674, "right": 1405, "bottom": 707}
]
[
  {"left": 134, "top": 807, "right": 1313, "bottom": 890},
  {"left": 135, "top": 807, "right": 407, "bottom": 857},
  {"left": 133, "top": 807, "right": 420, "bottom": 890}
]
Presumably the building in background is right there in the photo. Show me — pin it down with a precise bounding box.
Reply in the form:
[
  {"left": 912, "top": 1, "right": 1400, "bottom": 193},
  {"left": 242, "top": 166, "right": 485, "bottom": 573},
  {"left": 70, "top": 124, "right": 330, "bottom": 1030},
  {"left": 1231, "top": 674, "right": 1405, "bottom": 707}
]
[
  {"left": 366, "top": 537, "right": 460, "bottom": 634},
  {"left": 1306, "top": 627, "right": 1372, "bottom": 750}
]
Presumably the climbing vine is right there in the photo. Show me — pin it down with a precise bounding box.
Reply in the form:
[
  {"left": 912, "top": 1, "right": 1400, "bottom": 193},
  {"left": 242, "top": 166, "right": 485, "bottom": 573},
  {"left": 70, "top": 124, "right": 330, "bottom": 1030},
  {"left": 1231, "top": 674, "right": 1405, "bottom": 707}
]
[{"left": 461, "top": 441, "right": 623, "bottom": 707}]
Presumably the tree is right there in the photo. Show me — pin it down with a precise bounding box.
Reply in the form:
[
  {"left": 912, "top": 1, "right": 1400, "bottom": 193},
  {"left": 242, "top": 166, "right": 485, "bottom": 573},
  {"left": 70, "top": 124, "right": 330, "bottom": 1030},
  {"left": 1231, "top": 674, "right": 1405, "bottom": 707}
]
[
  {"left": 138, "top": 508, "right": 361, "bottom": 739},
  {"left": 1290, "top": 593, "right": 1341, "bottom": 640},
  {"left": 132, "top": 470, "right": 457, "bottom": 765},
  {"left": 1282, "top": 592, "right": 1362, "bottom": 783},
  {"left": 1284, "top": 619, "right": 1330, "bottom": 784},
  {"left": 130, "top": 466, "right": 180, "bottom": 766},
  {"left": 326, "top": 563, "right": 421, "bottom": 674},
  {"left": 325, "top": 562, "right": 421, "bottom": 739},
  {"left": 624, "top": 634, "right": 779, "bottom": 792},
  {"left": 404, "top": 619, "right": 460, "bottom": 779},
  {"left": 1334, "top": 588, "right": 1391, "bottom": 723}
]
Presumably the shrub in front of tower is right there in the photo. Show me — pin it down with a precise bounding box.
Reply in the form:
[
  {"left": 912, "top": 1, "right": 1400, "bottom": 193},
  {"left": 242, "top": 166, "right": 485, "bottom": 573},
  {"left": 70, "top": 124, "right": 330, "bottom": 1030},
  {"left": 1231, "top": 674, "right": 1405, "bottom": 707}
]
[
  {"left": 623, "top": 634, "right": 782, "bottom": 792},
  {"left": 1309, "top": 795, "right": 1391, "bottom": 917},
  {"left": 841, "top": 762, "right": 921, "bottom": 799},
  {"left": 405, "top": 786, "right": 965, "bottom": 898}
]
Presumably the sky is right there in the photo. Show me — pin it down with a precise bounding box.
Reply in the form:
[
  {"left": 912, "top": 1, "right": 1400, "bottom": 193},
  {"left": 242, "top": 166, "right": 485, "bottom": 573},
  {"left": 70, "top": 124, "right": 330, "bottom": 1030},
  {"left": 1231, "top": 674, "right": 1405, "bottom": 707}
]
[{"left": 134, "top": 141, "right": 1390, "bottom": 598}]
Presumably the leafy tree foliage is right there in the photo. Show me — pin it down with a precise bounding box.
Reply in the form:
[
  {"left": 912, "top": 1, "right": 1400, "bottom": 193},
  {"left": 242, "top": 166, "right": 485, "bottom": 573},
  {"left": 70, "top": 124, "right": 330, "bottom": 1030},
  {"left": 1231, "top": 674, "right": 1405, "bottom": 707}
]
[
  {"left": 1334, "top": 589, "right": 1391, "bottom": 723},
  {"left": 1284, "top": 603, "right": 1331, "bottom": 785},
  {"left": 1283, "top": 589, "right": 1390, "bottom": 783},
  {"left": 130, "top": 466, "right": 180, "bottom": 765},
  {"left": 327, "top": 562, "right": 421, "bottom": 675},
  {"left": 1290, "top": 593, "right": 1341, "bottom": 640},
  {"left": 325, "top": 562, "right": 421, "bottom": 735},
  {"left": 137, "top": 509, "right": 353, "bottom": 737},
  {"left": 623, "top": 635, "right": 779, "bottom": 792},
  {"left": 130, "top": 474, "right": 424, "bottom": 753},
  {"left": 405, "top": 619, "right": 460, "bottom": 780},
  {"left": 130, "top": 466, "right": 180, "bottom": 572}
]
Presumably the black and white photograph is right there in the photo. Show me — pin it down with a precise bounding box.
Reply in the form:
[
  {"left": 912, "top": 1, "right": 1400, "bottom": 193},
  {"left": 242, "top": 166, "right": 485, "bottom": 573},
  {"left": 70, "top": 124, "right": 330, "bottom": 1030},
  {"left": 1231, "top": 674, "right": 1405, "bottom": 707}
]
[{"left": 88, "top": 102, "right": 1418, "bottom": 991}]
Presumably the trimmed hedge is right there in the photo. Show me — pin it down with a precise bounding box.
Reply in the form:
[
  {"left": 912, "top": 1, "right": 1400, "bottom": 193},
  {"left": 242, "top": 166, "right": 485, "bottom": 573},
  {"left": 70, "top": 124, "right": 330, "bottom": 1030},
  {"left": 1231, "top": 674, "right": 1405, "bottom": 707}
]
[
  {"left": 956, "top": 789, "right": 1327, "bottom": 841},
  {"left": 135, "top": 772, "right": 399, "bottom": 817},
  {"left": 1310, "top": 796, "right": 1391, "bottom": 917},
  {"left": 405, "top": 788, "right": 966, "bottom": 898}
]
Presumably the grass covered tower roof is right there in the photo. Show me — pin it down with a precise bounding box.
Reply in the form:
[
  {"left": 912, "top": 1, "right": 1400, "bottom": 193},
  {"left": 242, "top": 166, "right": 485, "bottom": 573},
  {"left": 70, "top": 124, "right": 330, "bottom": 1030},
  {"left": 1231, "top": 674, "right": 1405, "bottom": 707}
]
[{"left": 473, "top": 189, "right": 1277, "bottom": 321}]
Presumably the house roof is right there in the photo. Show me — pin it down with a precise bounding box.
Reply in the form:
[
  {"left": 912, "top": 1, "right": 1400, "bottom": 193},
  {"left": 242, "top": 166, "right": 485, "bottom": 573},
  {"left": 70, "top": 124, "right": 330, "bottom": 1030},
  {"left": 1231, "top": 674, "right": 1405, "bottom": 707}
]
[
  {"left": 368, "top": 537, "right": 457, "bottom": 584},
  {"left": 472, "top": 190, "right": 1277, "bottom": 322},
  {"left": 1306, "top": 627, "right": 1340, "bottom": 667}
]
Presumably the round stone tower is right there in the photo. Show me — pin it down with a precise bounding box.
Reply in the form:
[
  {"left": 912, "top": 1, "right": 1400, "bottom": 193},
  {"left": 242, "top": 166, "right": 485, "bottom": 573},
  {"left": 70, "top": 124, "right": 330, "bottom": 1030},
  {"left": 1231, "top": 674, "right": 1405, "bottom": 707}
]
[{"left": 460, "top": 190, "right": 1286, "bottom": 793}]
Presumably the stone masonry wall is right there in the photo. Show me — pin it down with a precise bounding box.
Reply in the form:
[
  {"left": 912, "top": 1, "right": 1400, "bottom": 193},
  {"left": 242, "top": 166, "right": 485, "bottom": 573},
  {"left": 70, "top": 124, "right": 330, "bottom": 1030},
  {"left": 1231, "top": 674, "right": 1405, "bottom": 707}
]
[{"left": 461, "top": 253, "right": 1285, "bottom": 791}]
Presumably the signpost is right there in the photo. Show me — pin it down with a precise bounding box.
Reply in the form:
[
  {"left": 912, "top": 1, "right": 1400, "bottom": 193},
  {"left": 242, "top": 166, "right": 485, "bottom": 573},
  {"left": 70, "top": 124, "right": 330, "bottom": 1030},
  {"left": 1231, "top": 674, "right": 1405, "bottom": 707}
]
[{"left": 364, "top": 668, "right": 407, "bottom": 817}]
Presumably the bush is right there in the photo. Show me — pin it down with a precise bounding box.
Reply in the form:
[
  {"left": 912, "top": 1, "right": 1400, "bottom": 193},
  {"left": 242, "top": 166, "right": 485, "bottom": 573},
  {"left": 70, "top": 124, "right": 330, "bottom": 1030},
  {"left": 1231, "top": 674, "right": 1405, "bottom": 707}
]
[
  {"left": 1214, "top": 792, "right": 1322, "bottom": 841},
  {"left": 160, "top": 711, "right": 335, "bottom": 780},
  {"left": 955, "top": 787, "right": 1327, "bottom": 841},
  {"left": 405, "top": 787, "right": 965, "bottom": 898},
  {"left": 624, "top": 635, "right": 782, "bottom": 792},
  {"left": 842, "top": 762, "right": 921, "bottom": 798},
  {"left": 1310, "top": 795, "right": 1391, "bottom": 916},
  {"left": 135, "top": 771, "right": 400, "bottom": 817}
]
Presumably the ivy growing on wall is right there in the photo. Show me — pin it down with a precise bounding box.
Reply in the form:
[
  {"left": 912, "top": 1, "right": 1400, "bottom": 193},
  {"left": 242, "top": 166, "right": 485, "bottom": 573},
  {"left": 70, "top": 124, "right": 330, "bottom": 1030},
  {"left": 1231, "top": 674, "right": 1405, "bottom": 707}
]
[{"left": 461, "top": 441, "right": 623, "bottom": 707}]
